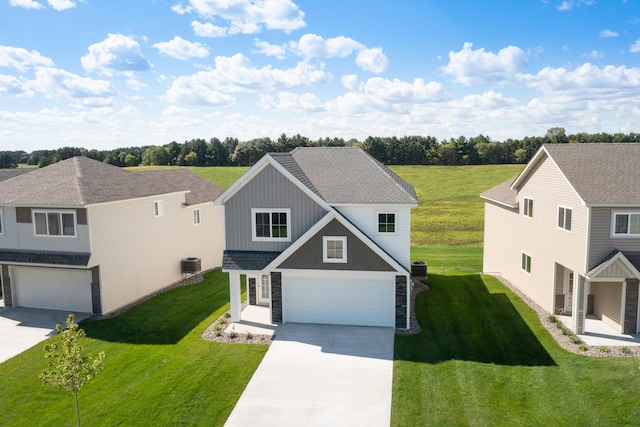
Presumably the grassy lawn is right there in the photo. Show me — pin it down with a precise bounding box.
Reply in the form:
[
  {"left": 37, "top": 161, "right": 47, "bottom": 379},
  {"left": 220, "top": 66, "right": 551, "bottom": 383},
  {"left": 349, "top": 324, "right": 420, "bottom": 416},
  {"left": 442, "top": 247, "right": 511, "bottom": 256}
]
[
  {"left": 0, "top": 270, "right": 267, "bottom": 426},
  {"left": 392, "top": 255, "right": 640, "bottom": 426}
]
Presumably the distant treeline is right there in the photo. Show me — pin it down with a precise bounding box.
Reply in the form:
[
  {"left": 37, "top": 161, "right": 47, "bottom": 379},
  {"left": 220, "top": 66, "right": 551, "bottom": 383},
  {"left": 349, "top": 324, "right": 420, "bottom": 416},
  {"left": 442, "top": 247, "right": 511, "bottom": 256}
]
[{"left": 2, "top": 128, "right": 639, "bottom": 169}]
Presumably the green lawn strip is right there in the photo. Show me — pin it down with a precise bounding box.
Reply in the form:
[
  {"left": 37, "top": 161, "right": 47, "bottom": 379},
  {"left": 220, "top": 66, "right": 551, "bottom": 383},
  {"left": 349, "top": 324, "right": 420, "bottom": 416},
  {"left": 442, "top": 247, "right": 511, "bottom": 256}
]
[
  {"left": 393, "top": 271, "right": 640, "bottom": 426},
  {"left": 0, "top": 269, "right": 267, "bottom": 427}
]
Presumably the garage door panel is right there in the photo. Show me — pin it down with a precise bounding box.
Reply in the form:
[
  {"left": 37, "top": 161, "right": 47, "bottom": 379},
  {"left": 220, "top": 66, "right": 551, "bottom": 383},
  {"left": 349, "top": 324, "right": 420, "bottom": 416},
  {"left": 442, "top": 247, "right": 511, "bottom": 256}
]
[
  {"left": 283, "top": 276, "right": 395, "bottom": 327},
  {"left": 12, "top": 267, "right": 92, "bottom": 313}
]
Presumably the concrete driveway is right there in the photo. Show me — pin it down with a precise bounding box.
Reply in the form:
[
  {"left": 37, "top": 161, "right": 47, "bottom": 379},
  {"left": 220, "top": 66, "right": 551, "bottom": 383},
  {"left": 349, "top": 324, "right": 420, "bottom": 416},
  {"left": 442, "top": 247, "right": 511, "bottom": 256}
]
[
  {"left": 0, "top": 305, "right": 91, "bottom": 364},
  {"left": 225, "top": 323, "right": 395, "bottom": 427}
]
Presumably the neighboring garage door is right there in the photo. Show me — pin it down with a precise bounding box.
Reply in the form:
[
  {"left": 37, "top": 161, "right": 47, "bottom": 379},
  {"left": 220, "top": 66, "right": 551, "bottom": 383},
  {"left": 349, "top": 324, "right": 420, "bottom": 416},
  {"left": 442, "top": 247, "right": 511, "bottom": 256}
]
[
  {"left": 283, "top": 275, "right": 395, "bottom": 327},
  {"left": 11, "top": 267, "right": 93, "bottom": 313}
]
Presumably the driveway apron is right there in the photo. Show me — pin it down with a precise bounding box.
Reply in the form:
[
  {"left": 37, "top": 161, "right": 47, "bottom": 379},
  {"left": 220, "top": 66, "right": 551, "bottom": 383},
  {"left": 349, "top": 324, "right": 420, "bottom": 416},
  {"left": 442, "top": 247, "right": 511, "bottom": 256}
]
[
  {"left": 0, "top": 307, "right": 90, "bottom": 364},
  {"left": 225, "top": 323, "right": 395, "bottom": 427}
]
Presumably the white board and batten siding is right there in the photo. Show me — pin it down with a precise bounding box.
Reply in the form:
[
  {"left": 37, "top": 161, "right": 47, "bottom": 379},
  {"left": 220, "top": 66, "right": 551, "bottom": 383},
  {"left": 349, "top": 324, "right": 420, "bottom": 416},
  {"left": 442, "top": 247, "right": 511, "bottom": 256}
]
[
  {"left": 11, "top": 266, "right": 93, "bottom": 313},
  {"left": 281, "top": 271, "right": 396, "bottom": 328},
  {"left": 336, "top": 206, "right": 412, "bottom": 268}
]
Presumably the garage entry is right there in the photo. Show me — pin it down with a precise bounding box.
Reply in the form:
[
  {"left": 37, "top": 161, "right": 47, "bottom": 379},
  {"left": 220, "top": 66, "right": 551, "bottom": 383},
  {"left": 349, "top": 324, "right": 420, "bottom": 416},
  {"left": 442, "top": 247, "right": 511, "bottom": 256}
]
[
  {"left": 282, "top": 274, "right": 395, "bottom": 327},
  {"left": 11, "top": 266, "right": 93, "bottom": 313}
]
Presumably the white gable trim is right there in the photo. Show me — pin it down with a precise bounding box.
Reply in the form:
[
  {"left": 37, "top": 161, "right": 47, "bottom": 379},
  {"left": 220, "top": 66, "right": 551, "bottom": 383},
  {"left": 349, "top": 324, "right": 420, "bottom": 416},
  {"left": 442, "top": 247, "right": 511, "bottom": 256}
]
[
  {"left": 480, "top": 194, "right": 519, "bottom": 209},
  {"left": 587, "top": 252, "right": 640, "bottom": 281},
  {"left": 262, "top": 211, "right": 409, "bottom": 274},
  {"left": 213, "top": 154, "right": 331, "bottom": 211},
  {"left": 510, "top": 146, "right": 585, "bottom": 206}
]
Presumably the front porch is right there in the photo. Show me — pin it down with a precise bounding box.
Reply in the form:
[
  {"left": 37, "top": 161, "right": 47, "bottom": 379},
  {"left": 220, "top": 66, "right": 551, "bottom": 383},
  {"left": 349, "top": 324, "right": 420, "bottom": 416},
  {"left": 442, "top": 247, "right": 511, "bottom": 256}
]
[
  {"left": 558, "top": 314, "right": 640, "bottom": 347},
  {"left": 224, "top": 305, "right": 277, "bottom": 337}
]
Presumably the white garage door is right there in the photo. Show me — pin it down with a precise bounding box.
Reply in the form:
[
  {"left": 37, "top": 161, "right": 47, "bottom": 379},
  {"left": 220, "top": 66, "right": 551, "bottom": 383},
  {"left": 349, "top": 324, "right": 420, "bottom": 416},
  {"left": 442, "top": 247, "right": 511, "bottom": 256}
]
[
  {"left": 12, "top": 267, "right": 93, "bottom": 313},
  {"left": 283, "top": 275, "right": 395, "bottom": 327}
]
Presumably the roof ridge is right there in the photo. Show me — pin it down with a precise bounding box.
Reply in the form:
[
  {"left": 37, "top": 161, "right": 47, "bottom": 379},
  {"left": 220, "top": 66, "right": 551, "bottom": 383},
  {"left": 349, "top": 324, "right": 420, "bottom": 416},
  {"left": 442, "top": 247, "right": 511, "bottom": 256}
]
[{"left": 364, "top": 152, "right": 418, "bottom": 203}]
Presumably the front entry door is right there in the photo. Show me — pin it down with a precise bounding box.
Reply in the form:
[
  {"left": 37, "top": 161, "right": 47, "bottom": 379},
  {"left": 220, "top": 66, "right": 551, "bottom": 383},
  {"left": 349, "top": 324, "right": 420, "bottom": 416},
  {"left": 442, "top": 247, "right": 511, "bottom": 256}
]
[
  {"left": 257, "top": 274, "right": 270, "bottom": 305},
  {"left": 564, "top": 271, "right": 574, "bottom": 315}
]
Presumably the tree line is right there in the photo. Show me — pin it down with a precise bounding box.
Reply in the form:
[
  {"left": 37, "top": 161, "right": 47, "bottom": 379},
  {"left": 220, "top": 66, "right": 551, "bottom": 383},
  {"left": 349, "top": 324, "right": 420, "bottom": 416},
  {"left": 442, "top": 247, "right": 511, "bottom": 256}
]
[{"left": 1, "top": 128, "right": 639, "bottom": 169}]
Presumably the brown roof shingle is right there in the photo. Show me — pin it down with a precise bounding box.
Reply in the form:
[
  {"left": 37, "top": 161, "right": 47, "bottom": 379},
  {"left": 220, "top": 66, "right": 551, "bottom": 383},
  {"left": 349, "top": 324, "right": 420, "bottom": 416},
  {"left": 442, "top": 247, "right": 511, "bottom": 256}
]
[{"left": 0, "top": 157, "right": 221, "bottom": 206}]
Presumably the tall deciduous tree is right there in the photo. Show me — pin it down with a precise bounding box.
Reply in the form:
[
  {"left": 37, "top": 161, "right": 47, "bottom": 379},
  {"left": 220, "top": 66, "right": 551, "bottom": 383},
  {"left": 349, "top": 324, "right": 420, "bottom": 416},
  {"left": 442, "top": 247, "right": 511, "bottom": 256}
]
[{"left": 40, "top": 314, "right": 105, "bottom": 427}]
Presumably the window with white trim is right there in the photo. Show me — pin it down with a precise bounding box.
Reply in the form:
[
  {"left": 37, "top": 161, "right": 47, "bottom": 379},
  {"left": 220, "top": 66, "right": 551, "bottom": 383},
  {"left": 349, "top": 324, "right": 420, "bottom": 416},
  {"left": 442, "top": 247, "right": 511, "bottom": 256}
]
[
  {"left": 193, "top": 208, "right": 201, "bottom": 225},
  {"left": 523, "top": 197, "right": 533, "bottom": 218},
  {"left": 154, "top": 200, "right": 164, "bottom": 217},
  {"left": 251, "top": 208, "right": 291, "bottom": 241},
  {"left": 521, "top": 252, "right": 532, "bottom": 274},
  {"left": 612, "top": 212, "right": 640, "bottom": 237},
  {"left": 323, "top": 236, "right": 347, "bottom": 263},
  {"left": 378, "top": 213, "right": 396, "bottom": 233},
  {"left": 33, "top": 211, "right": 76, "bottom": 237},
  {"left": 558, "top": 206, "right": 572, "bottom": 231}
]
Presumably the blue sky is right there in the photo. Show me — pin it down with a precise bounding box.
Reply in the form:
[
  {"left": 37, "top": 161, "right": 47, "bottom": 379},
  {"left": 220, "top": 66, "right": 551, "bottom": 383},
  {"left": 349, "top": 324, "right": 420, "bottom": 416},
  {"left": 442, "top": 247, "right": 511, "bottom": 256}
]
[{"left": 1, "top": 0, "right": 639, "bottom": 151}]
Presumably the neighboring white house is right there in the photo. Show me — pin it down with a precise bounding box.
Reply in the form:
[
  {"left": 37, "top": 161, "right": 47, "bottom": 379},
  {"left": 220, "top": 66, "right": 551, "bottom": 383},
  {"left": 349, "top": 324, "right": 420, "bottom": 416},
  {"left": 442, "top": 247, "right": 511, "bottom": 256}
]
[
  {"left": 0, "top": 157, "right": 224, "bottom": 315},
  {"left": 482, "top": 143, "right": 640, "bottom": 335},
  {"left": 215, "top": 147, "right": 418, "bottom": 329}
]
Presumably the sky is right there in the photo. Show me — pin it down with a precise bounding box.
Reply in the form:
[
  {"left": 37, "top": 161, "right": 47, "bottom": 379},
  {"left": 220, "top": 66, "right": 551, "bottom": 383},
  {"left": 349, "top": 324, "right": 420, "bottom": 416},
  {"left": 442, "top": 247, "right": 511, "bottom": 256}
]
[{"left": 1, "top": 0, "right": 639, "bottom": 152}]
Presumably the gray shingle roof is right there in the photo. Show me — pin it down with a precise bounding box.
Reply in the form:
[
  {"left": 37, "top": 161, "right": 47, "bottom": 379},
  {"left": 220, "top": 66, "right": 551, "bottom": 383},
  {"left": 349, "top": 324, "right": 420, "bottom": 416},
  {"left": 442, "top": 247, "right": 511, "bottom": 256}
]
[
  {"left": 0, "top": 157, "right": 221, "bottom": 206},
  {"left": 0, "top": 249, "right": 90, "bottom": 266},
  {"left": 480, "top": 178, "right": 517, "bottom": 207},
  {"left": 588, "top": 250, "right": 640, "bottom": 276},
  {"left": 0, "top": 169, "right": 33, "bottom": 182},
  {"left": 271, "top": 147, "right": 417, "bottom": 205},
  {"left": 137, "top": 169, "right": 223, "bottom": 205},
  {"left": 543, "top": 143, "right": 640, "bottom": 204},
  {"left": 222, "top": 251, "right": 281, "bottom": 271}
]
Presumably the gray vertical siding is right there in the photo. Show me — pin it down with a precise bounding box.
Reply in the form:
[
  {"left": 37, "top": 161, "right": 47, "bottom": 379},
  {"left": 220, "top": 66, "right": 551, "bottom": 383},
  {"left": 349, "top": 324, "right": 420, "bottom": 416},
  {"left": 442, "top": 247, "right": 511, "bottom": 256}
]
[
  {"left": 224, "top": 164, "right": 328, "bottom": 251},
  {"left": 591, "top": 281, "right": 622, "bottom": 330},
  {"left": 589, "top": 207, "right": 640, "bottom": 269}
]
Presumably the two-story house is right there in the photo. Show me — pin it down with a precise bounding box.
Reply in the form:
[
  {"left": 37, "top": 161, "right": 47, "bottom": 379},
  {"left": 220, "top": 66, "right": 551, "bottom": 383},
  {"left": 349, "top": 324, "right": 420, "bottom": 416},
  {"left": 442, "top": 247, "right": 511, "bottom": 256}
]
[
  {"left": 214, "top": 147, "right": 418, "bottom": 329},
  {"left": 0, "top": 156, "right": 223, "bottom": 316},
  {"left": 482, "top": 143, "right": 640, "bottom": 335}
]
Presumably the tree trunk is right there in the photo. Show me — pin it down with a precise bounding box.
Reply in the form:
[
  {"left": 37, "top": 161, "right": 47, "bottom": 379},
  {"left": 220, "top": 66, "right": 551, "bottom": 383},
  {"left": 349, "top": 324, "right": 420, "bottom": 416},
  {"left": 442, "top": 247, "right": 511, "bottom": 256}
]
[{"left": 75, "top": 392, "right": 80, "bottom": 427}]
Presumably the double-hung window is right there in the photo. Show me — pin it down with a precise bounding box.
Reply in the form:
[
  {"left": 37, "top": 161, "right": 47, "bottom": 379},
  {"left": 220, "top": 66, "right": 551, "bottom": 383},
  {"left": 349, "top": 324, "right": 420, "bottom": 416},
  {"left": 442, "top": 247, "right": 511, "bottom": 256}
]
[
  {"left": 378, "top": 213, "right": 396, "bottom": 233},
  {"left": 612, "top": 212, "right": 640, "bottom": 237},
  {"left": 558, "top": 206, "right": 572, "bottom": 231},
  {"left": 154, "top": 200, "right": 164, "bottom": 217},
  {"left": 523, "top": 197, "right": 533, "bottom": 218},
  {"left": 33, "top": 211, "right": 76, "bottom": 237},
  {"left": 521, "top": 252, "right": 532, "bottom": 274},
  {"left": 252, "top": 208, "right": 291, "bottom": 241},
  {"left": 323, "top": 236, "right": 347, "bottom": 263},
  {"left": 193, "top": 208, "right": 201, "bottom": 225}
]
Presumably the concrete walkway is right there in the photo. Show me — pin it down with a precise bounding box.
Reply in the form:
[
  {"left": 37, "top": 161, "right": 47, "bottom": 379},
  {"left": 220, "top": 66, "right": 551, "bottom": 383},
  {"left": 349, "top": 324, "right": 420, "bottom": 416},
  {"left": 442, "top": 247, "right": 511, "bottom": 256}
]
[
  {"left": 225, "top": 323, "right": 395, "bottom": 427},
  {"left": 0, "top": 305, "right": 91, "bottom": 364}
]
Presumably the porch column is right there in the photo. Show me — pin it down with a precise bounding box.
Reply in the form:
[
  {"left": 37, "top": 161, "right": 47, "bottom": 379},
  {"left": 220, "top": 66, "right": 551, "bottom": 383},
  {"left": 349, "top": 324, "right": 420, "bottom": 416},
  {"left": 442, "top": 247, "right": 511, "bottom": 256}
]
[
  {"left": 229, "top": 272, "right": 242, "bottom": 323},
  {"left": 572, "top": 276, "right": 587, "bottom": 334}
]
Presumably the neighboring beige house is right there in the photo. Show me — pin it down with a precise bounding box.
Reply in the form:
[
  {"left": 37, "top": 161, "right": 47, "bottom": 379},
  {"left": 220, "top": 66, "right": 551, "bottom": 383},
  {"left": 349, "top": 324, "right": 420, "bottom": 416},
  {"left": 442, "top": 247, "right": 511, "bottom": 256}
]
[
  {"left": 0, "top": 157, "right": 223, "bottom": 315},
  {"left": 482, "top": 143, "right": 640, "bottom": 335}
]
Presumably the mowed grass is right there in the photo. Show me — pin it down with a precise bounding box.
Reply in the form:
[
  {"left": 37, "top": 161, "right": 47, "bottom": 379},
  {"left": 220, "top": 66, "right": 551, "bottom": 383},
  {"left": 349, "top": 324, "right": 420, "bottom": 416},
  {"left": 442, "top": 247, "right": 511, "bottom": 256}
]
[
  {"left": 390, "top": 165, "right": 522, "bottom": 246},
  {"left": 0, "top": 270, "right": 267, "bottom": 426}
]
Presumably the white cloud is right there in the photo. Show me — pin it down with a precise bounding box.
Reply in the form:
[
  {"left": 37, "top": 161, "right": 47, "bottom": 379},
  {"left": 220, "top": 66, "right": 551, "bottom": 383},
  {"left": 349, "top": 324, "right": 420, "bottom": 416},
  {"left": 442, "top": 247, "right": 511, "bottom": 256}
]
[
  {"left": 258, "top": 91, "right": 323, "bottom": 111},
  {"left": 600, "top": 29, "right": 618, "bottom": 38},
  {"left": 27, "top": 67, "right": 119, "bottom": 100},
  {"left": 442, "top": 42, "right": 529, "bottom": 85},
  {"left": 583, "top": 50, "right": 604, "bottom": 59},
  {"left": 81, "top": 34, "right": 151, "bottom": 76},
  {"left": 47, "top": 0, "right": 77, "bottom": 11},
  {"left": 153, "top": 36, "right": 209, "bottom": 60},
  {"left": 290, "top": 34, "right": 363, "bottom": 59},
  {"left": 191, "top": 20, "right": 228, "bottom": 38},
  {"left": 557, "top": 0, "right": 595, "bottom": 11},
  {"left": 178, "top": 0, "right": 306, "bottom": 36},
  {"left": 0, "top": 46, "right": 54, "bottom": 72},
  {"left": 630, "top": 39, "right": 640, "bottom": 53},
  {"left": 341, "top": 74, "right": 358, "bottom": 90},
  {"left": 253, "top": 38, "right": 287, "bottom": 59},
  {"left": 165, "top": 53, "right": 330, "bottom": 106},
  {"left": 9, "top": 0, "right": 44, "bottom": 9},
  {"left": 0, "top": 74, "right": 32, "bottom": 96},
  {"left": 355, "top": 47, "right": 388, "bottom": 74}
]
